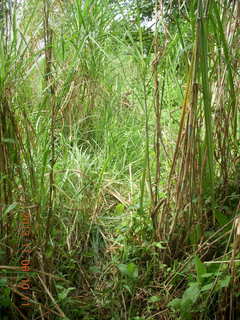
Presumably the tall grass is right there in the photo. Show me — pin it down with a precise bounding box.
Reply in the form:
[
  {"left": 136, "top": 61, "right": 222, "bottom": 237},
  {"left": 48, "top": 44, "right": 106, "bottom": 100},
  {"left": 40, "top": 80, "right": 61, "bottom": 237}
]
[{"left": 0, "top": 0, "right": 239, "bottom": 319}]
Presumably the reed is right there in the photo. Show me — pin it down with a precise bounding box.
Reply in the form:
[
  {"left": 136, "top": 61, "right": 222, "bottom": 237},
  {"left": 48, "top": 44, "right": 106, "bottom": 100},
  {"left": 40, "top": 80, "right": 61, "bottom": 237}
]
[{"left": 0, "top": 0, "right": 239, "bottom": 318}]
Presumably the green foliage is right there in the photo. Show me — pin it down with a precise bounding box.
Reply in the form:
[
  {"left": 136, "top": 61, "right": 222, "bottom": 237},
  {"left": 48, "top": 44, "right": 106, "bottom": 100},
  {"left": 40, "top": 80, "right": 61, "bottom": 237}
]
[
  {"left": 168, "top": 257, "right": 232, "bottom": 319},
  {"left": 0, "top": 279, "right": 11, "bottom": 309},
  {"left": 168, "top": 282, "right": 200, "bottom": 319},
  {"left": 194, "top": 255, "right": 207, "bottom": 284},
  {"left": 117, "top": 263, "right": 138, "bottom": 281},
  {"left": 56, "top": 285, "right": 75, "bottom": 304},
  {"left": 0, "top": 0, "right": 239, "bottom": 319}
]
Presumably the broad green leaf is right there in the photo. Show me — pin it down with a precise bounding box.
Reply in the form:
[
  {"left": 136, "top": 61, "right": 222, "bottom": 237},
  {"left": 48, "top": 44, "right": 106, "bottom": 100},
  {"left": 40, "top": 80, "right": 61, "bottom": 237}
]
[
  {"left": 182, "top": 282, "right": 200, "bottom": 306},
  {"left": 167, "top": 297, "right": 182, "bottom": 310},
  {"left": 127, "top": 263, "right": 138, "bottom": 280},
  {"left": 194, "top": 256, "right": 207, "bottom": 283},
  {"left": 117, "top": 263, "right": 138, "bottom": 280},
  {"left": 118, "top": 263, "right": 128, "bottom": 275}
]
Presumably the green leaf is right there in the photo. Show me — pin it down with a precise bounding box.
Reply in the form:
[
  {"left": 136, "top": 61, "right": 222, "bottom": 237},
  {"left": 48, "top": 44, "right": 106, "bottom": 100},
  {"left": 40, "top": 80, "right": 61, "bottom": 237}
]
[
  {"left": 148, "top": 295, "right": 161, "bottom": 303},
  {"left": 89, "top": 266, "right": 101, "bottom": 273},
  {"left": 201, "top": 283, "right": 214, "bottom": 292},
  {"left": 194, "top": 256, "right": 207, "bottom": 283},
  {"left": 152, "top": 242, "right": 166, "bottom": 249},
  {"left": 189, "top": 225, "right": 201, "bottom": 245},
  {"left": 0, "top": 287, "right": 11, "bottom": 307},
  {"left": 84, "top": 250, "right": 95, "bottom": 257},
  {"left": 56, "top": 286, "right": 75, "bottom": 301},
  {"left": 219, "top": 275, "right": 231, "bottom": 288},
  {"left": 168, "top": 283, "right": 200, "bottom": 320},
  {"left": 182, "top": 282, "right": 200, "bottom": 307},
  {"left": 117, "top": 263, "right": 138, "bottom": 280},
  {"left": 114, "top": 203, "right": 125, "bottom": 214},
  {"left": 0, "top": 278, "right": 7, "bottom": 287},
  {"left": 123, "top": 284, "right": 132, "bottom": 294},
  {"left": 118, "top": 263, "right": 128, "bottom": 275},
  {"left": 2, "top": 138, "right": 15, "bottom": 144},
  {"left": 201, "top": 273, "right": 214, "bottom": 278},
  {"left": 214, "top": 211, "right": 230, "bottom": 227},
  {"left": 127, "top": 263, "right": 138, "bottom": 280},
  {"left": 3, "top": 203, "right": 18, "bottom": 216},
  {"left": 167, "top": 298, "right": 182, "bottom": 310}
]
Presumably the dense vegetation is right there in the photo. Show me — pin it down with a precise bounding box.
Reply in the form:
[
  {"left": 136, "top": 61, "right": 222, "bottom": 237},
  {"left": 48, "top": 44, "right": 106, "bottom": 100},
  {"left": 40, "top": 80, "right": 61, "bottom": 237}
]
[{"left": 0, "top": 0, "right": 240, "bottom": 319}]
